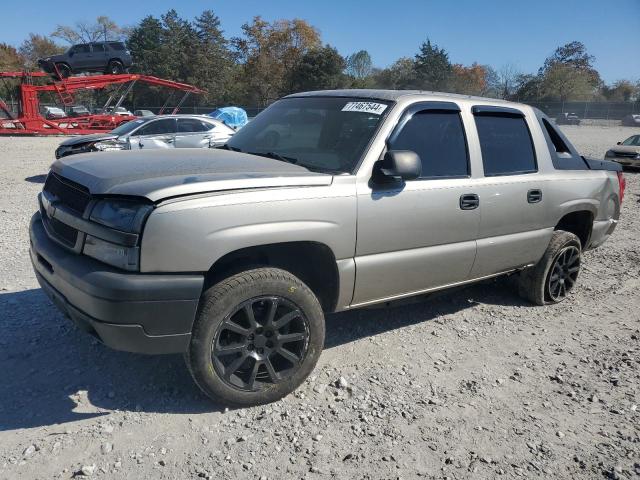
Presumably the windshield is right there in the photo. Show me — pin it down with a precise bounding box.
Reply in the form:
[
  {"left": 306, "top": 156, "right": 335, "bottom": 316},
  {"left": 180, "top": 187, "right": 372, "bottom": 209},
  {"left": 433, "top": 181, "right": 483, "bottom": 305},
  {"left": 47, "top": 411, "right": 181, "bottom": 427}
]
[
  {"left": 110, "top": 119, "right": 148, "bottom": 136},
  {"left": 226, "top": 97, "right": 391, "bottom": 173},
  {"left": 622, "top": 135, "right": 640, "bottom": 146}
]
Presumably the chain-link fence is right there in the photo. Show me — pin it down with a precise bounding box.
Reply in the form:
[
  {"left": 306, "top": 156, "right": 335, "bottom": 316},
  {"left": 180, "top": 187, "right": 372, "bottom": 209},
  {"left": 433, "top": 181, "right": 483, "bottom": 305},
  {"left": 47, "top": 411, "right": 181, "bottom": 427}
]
[{"left": 2, "top": 99, "right": 638, "bottom": 125}]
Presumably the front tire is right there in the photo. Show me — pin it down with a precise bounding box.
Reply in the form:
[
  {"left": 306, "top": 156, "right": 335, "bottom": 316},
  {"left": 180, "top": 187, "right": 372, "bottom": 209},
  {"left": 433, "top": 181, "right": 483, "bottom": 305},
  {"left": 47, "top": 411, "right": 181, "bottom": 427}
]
[
  {"left": 186, "top": 268, "right": 325, "bottom": 407},
  {"left": 518, "top": 231, "right": 582, "bottom": 305}
]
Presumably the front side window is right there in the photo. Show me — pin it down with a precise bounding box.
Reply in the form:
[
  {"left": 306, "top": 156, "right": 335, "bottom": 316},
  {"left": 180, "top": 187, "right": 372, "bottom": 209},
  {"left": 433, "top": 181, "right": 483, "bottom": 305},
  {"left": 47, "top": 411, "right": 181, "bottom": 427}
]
[
  {"left": 475, "top": 113, "right": 537, "bottom": 176},
  {"left": 389, "top": 110, "right": 469, "bottom": 178},
  {"left": 226, "top": 97, "right": 391, "bottom": 173},
  {"left": 136, "top": 118, "right": 176, "bottom": 136},
  {"left": 73, "top": 44, "right": 90, "bottom": 54},
  {"left": 108, "top": 42, "right": 126, "bottom": 51},
  {"left": 178, "top": 118, "right": 212, "bottom": 133}
]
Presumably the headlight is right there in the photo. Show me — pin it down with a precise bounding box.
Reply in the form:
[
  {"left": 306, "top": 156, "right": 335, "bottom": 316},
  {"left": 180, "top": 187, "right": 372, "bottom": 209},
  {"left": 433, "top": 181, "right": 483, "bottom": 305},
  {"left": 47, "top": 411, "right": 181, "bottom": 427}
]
[
  {"left": 83, "top": 235, "right": 140, "bottom": 271},
  {"left": 90, "top": 199, "right": 152, "bottom": 233},
  {"left": 93, "top": 140, "right": 126, "bottom": 151},
  {"left": 605, "top": 150, "right": 615, "bottom": 158}
]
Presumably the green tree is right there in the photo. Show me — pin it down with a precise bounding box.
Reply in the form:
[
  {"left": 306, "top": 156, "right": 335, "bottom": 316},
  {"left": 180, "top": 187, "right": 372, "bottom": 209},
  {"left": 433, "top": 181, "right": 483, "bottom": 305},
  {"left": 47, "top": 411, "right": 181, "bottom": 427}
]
[
  {"left": 371, "top": 57, "right": 415, "bottom": 89},
  {"left": 19, "top": 34, "right": 64, "bottom": 68},
  {"left": 513, "top": 74, "right": 543, "bottom": 102},
  {"left": 413, "top": 40, "right": 452, "bottom": 90},
  {"left": 233, "top": 16, "right": 321, "bottom": 106},
  {"left": 346, "top": 50, "right": 372, "bottom": 79},
  {"left": 541, "top": 63, "right": 595, "bottom": 101},
  {"left": 192, "top": 10, "right": 236, "bottom": 105},
  {"left": 601, "top": 80, "right": 638, "bottom": 102},
  {"left": 289, "top": 45, "right": 346, "bottom": 92},
  {"left": 0, "top": 43, "right": 24, "bottom": 71},
  {"left": 540, "top": 41, "right": 601, "bottom": 96}
]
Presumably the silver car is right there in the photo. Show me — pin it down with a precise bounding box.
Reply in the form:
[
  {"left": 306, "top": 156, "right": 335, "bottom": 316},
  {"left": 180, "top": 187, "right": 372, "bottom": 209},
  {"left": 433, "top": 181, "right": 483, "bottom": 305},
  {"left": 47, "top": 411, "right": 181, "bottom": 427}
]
[
  {"left": 605, "top": 134, "right": 640, "bottom": 168},
  {"left": 55, "top": 115, "right": 236, "bottom": 158}
]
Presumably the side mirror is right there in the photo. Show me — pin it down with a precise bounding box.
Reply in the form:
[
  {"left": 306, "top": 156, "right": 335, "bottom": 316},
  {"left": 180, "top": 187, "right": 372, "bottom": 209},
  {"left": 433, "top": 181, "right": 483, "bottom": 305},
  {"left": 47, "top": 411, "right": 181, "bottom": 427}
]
[
  {"left": 617, "top": 142, "right": 621, "bottom": 145},
  {"left": 375, "top": 150, "right": 422, "bottom": 182}
]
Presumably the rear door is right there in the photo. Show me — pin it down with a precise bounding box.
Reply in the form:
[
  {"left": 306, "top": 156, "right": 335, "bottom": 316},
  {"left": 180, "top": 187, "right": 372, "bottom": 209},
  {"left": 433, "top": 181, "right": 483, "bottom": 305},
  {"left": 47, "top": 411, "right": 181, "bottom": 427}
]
[
  {"left": 174, "top": 118, "right": 215, "bottom": 148},
  {"left": 353, "top": 102, "right": 480, "bottom": 305},
  {"left": 469, "top": 106, "right": 550, "bottom": 277},
  {"left": 129, "top": 118, "right": 177, "bottom": 149},
  {"left": 89, "top": 43, "right": 108, "bottom": 70}
]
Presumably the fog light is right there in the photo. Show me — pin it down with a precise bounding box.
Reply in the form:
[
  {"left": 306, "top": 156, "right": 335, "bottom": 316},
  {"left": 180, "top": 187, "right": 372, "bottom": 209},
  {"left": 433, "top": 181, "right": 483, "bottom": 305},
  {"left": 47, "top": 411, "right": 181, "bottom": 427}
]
[{"left": 83, "top": 235, "right": 139, "bottom": 271}]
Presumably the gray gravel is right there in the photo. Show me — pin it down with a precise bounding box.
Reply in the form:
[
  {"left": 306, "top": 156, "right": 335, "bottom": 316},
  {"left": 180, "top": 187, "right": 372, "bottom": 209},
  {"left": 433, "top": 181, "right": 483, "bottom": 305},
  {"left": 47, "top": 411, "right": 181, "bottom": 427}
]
[{"left": 1, "top": 126, "right": 639, "bottom": 479}]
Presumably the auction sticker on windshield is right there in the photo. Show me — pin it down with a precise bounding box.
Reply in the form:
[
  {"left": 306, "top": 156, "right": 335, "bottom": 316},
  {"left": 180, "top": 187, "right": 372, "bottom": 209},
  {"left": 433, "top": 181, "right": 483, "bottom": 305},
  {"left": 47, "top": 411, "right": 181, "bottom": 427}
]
[{"left": 341, "top": 102, "right": 388, "bottom": 115}]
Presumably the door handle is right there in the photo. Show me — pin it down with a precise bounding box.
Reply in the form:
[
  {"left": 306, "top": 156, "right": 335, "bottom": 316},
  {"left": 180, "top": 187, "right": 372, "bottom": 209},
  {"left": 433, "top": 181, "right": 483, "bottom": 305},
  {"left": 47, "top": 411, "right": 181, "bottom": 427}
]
[
  {"left": 459, "top": 193, "right": 479, "bottom": 210},
  {"left": 527, "top": 189, "right": 542, "bottom": 203}
]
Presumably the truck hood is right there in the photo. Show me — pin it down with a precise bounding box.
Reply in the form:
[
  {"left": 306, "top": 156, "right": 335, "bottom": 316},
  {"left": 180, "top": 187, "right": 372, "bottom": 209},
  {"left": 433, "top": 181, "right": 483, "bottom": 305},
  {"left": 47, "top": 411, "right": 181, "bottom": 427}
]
[
  {"left": 59, "top": 133, "right": 119, "bottom": 147},
  {"left": 50, "top": 149, "right": 333, "bottom": 202}
]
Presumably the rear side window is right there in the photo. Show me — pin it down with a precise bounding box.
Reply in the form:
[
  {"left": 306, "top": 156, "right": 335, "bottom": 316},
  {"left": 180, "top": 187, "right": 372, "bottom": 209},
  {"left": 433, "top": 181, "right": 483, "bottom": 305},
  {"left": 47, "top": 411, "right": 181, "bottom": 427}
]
[
  {"left": 389, "top": 110, "right": 469, "bottom": 178},
  {"left": 136, "top": 118, "right": 176, "bottom": 135},
  {"left": 108, "top": 42, "right": 126, "bottom": 51},
  {"left": 474, "top": 113, "right": 536, "bottom": 176},
  {"left": 91, "top": 43, "right": 106, "bottom": 53},
  {"left": 178, "top": 118, "right": 212, "bottom": 133},
  {"left": 541, "top": 119, "right": 570, "bottom": 155}
]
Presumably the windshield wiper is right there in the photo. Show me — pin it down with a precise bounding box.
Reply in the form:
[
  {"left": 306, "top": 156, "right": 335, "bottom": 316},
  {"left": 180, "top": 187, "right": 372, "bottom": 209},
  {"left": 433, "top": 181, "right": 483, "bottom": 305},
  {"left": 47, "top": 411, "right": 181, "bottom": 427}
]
[
  {"left": 248, "top": 151, "right": 298, "bottom": 165},
  {"left": 216, "top": 144, "right": 243, "bottom": 152}
]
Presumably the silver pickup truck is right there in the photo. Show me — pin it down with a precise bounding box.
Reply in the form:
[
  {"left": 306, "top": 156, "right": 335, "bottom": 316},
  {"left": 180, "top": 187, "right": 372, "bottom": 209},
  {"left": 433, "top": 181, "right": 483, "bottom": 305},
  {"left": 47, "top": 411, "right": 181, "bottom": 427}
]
[{"left": 30, "top": 90, "right": 625, "bottom": 406}]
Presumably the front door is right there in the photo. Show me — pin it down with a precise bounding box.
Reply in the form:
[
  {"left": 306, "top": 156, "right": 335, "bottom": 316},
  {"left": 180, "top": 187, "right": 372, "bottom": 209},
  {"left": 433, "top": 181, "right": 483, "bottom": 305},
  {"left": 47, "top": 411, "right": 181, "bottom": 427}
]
[
  {"left": 352, "top": 103, "right": 480, "bottom": 306},
  {"left": 70, "top": 44, "right": 92, "bottom": 70},
  {"left": 129, "top": 118, "right": 177, "bottom": 149}
]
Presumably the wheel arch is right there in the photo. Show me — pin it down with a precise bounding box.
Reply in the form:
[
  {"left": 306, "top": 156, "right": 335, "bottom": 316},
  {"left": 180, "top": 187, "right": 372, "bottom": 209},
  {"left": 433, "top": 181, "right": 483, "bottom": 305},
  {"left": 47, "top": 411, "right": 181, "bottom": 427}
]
[
  {"left": 204, "top": 241, "right": 341, "bottom": 313},
  {"left": 554, "top": 209, "right": 594, "bottom": 248}
]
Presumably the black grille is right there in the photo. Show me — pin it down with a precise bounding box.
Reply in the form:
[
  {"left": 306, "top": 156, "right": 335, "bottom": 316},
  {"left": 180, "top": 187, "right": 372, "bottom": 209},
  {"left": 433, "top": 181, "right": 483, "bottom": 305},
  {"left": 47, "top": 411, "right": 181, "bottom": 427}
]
[
  {"left": 44, "top": 173, "right": 91, "bottom": 215},
  {"left": 615, "top": 151, "right": 638, "bottom": 159},
  {"left": 47, "top": 215, "right": 78, "bottom": 246}
]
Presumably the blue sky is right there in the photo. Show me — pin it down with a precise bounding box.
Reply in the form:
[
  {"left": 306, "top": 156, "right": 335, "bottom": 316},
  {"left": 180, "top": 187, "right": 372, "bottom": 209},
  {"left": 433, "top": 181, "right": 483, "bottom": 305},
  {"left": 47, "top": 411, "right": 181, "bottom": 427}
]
[{"left": 3, "top": 0, "right": 639, "bottom": 83}]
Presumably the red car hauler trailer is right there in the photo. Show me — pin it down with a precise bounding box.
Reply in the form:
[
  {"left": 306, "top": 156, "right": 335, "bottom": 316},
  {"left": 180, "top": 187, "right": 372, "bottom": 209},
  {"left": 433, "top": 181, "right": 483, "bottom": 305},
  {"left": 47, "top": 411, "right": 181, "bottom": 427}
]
[{"left": 0, "top": 71, "right": 205, "bottom": 135}]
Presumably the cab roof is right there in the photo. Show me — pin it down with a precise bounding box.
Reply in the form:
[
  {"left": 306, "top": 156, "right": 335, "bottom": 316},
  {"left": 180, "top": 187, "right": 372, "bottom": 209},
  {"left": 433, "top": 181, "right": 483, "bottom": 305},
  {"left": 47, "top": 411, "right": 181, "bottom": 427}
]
[{"left": 286, "top": 89, "right": 517, "bottom": 106}]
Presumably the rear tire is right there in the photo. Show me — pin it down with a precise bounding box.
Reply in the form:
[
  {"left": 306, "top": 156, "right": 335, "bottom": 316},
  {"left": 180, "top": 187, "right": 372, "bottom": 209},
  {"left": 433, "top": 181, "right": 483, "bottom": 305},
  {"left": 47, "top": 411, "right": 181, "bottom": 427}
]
[
  {"left": 106, "top": 60, "right": 124, "bottom": 75},
  {"left": 518, "top": 230, "right": 582, "bottom": 305},
  {"left": 186, "top": 268, "right": 325, "bottom": 407}
]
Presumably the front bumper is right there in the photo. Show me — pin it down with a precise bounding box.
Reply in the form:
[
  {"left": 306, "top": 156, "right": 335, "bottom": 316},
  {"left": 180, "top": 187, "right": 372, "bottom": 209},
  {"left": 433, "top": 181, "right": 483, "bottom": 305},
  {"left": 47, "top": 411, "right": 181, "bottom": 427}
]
[{"left": 30, "top": 212, "right": 204, "bottom": 354}]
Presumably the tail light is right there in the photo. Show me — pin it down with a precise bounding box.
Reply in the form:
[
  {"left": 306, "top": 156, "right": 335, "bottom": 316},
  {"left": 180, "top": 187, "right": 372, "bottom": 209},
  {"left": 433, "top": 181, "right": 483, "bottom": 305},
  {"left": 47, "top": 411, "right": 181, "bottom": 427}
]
[{"left": 617, "top": 171, "right": 626, "bottom": 203}]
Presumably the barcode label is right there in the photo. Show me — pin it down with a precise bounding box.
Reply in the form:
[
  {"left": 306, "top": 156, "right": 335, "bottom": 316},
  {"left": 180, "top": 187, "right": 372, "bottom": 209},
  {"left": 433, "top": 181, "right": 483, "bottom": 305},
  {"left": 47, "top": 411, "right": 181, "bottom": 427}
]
[{"left": 341, "top": 102, "right": 388, "bottom": 115}]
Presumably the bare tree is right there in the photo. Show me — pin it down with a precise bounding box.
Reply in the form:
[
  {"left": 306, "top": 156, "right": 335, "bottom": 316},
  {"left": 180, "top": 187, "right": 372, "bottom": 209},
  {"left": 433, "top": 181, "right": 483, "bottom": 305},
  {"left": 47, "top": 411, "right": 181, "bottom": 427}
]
[
  {"left": 52, "top": 16, "right": 124, "bottom": 44},
  {"left": 497, "top": 63, "right": 520, "bottom": 99}
]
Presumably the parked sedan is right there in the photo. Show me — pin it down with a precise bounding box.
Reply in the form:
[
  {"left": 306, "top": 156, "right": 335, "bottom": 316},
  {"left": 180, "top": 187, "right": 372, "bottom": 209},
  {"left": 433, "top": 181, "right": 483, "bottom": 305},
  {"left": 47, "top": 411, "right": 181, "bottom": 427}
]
[
  {"left": 605, "top": 134, "right": 640, "bottom": 168},
  {"left": 556, "top": 112, "right": 581, "bottom": 125},
  {"left": 43, "top": 106, "right": 66, "bottom": 119},
  {"left": 55, "top": 115, "right": 236, "bottom": 159},
  {"left": 621, "top": 114, "right": 640, "bottom": 127}
]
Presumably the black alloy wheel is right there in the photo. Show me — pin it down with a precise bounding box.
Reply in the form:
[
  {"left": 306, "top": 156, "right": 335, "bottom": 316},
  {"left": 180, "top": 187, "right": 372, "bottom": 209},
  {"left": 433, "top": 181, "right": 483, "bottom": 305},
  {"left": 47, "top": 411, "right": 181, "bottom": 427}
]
[
  {"left": 546, "top": 245, "right": 581, "bottom": 302},
  {"left": 212, "top": 296, "right": 310, "bottom": 392}
]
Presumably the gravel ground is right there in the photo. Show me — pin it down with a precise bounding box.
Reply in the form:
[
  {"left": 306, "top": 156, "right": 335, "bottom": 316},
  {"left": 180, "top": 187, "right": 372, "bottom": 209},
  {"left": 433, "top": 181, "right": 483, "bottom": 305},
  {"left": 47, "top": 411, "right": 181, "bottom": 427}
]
[{"left": 0, "top": 126, "right": 639, "bottom": 480}]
